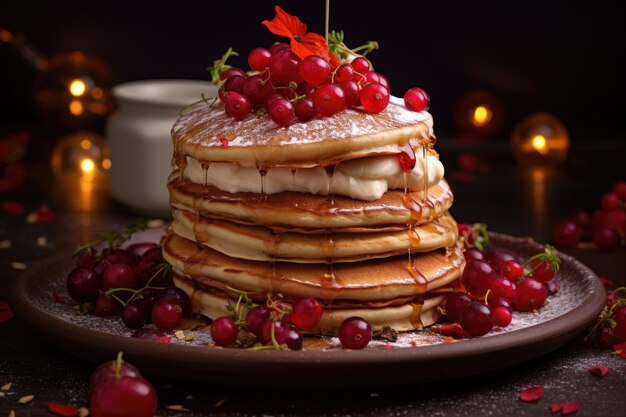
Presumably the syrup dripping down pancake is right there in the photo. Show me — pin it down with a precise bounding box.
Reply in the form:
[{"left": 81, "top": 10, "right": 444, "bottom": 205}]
[
  {"left": 161, "top": 227, "right": 464, "bottom": 302},
  {"left": 168, "top": 174, "right": 453, "bottom": 231},
  {"left": 171, "top": 97, "right": 433, "bottom": 168},
  {"left": 171, "top": 208, "right": 457, "bottom": 263},
  {"left": 174, "top": 274, "right": 444, "bottom": 333}
]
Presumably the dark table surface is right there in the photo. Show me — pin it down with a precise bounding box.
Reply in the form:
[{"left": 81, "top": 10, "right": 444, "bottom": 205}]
[{"left": 1, "top": 139, "right": 625, "bottom": 417}]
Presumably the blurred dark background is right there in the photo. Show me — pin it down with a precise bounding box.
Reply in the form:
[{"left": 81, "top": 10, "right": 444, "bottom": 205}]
[{"left": 1, "top": 0, "right": 625, "bottom": 142}]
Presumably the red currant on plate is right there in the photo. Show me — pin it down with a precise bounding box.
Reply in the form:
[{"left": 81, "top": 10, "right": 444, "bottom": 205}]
[
  {"left": 246, "top": 306, "right": 271, "bottom": 337},
  {"left": 268, "top": 98, "right": 295, "bottom": 127},
  {"left": 211, "top": 316, "right": 239, "bottom": 347},
  {"left": 151, "top": 299, "right": 182, "bottom": 331},
  {"left": 290, "top": 297, "right": 323, "bottom": 331},
  {"left": 459, "top": 302, "right": 493, "bottom": 336},
  {"left": 351, "top": 57, "right": 370, "bottom": 74},
  {"left": 501, "top": 260, "right": 523, "bottom": 281},
  {"left": 294, "top": 98, "right": 316, "bottom": 122},
  {"left": 339, "top": 316, "right": 372, "bottom": 350},
  {"left": 461, "top": 260, "right": 496, "bottom": 297},
  {"left": 67, "top": 267, "right": 102, "bottom": 303},
  {"left": 445, "top": 292, "right": 472, "bottom": 323},
  {"left": 314, "top": 83, "right": 346, "bottom": 116},
  {"left": 360, "top": 82, "right": 390, "bottom": 113},
  {"left": 248, "top": 47, "right": 272, "bottom": 71},
  {"left": 299, "top": 55, "right": 331, "bottom": 86},
  {"left": 515, "top": 278, "right": 547, "bottom": 312}
]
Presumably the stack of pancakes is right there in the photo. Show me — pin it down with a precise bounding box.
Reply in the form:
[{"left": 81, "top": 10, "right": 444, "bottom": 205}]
[{"left": 163, "top": 97, "right": 464, "bottom": 333}]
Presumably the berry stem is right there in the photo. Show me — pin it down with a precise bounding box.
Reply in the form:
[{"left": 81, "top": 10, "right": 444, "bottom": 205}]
[
  {"left": 179, "top": 94, "right": 218, "bottom": 117},
  {"left": 72, "top": 219, "right": 150, "bottom": 256},
  {"left": 207, "top": 47, "right": 239, "bottom": 85},
  {"left": 522, "top": 245, "right": 561, "bottom": 275},
  {"left": 114, "top": 351, "right": 123, "bottom": 380}
]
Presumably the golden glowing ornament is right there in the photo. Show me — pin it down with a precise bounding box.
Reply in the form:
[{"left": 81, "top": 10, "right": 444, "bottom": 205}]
[
  {"left": 33, "top": 52, "right": 114, "bottom": 131},
  {"left": 511, "top": 113, "right": 569, "bottom": 166},
  {"left": 453, "top": 91, "right": 504, "bottom": 139},
  {"left": 51, "top": 131, "right": 110, "bottom": 211}
]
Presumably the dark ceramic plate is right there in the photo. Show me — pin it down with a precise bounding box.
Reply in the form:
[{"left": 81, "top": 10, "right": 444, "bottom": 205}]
[{"left": 9, "top": 230, "right": 605, "bottom": 387}]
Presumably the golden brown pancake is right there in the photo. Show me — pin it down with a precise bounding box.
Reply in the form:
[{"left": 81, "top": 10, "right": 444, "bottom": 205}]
[
  {"left": 169, "top": 173, "right": 453, "bottom": 231},
  {"left": 171, "top": 97, "right": 433, "bottom": 168},
  {"left": 171, "top": 208, "right": 457, "bottom": 263},
  {"left": 162, "top": 227, "right": 464, "bottom": 302}
]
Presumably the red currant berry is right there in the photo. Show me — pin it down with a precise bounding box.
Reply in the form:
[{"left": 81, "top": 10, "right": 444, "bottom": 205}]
[
  {"left": 76, "top": 247, "right": 97, "bottom": 268},
  {"left": 486, "top": 295, "right": 512, "bottom": 310},
  {"left": 290, "top": 297, "right": 323, "bottom": 331},
  {"left": 268, "top": 97, "right": 295, "bottom": 127},
  {"left": 340, "top": 80, "right": 360, "bottom": 107},
  {"left": 243, "top": 74, "right": 273, "bottom": 107},
  {"left": 570, "top": 210, "right": 592, "bottom": 229},
  {"left": 314, "top": 83, "right": 346, "bottom": 116},
  {"left": 593, "top": 227, "right": 620, "bottom": 252},
  {"left": 211, "top": 316, "right": 238, "bottom": 347},
  {"left": 595, "top": 325, "right": 616, "bottom": 349},
  {"left": 514, "top": 278, "right": 547, "bottom": 312},
  {"left": 445, "top": 292, "right": 472, "bottom": 322},
  {"left": 360, "top": 82, "right": 390, "bottom": 113},
  {"left": 269, "top": 50, "right": 301, "bottom": 84},
  {"left": 224, "top": 75, "right": 246, "bottom": 94},
  {"left": 528, "top": 258, "right": 557, "bottom": 283},
  {"left": 404, "top": 87, "right": 430, "bottom": 112},
  {"left": 484, "top": 250, "right": 516, "bottom": 275},
  {"left": 220, "top": 67, "right": 247, "bottom": 81},
  {"left": 612, "top": 180, "right": 626, "bottom": 199},
  {"left": 151, "top": 300, "right": 182, "bottom": 331},
  {"left": 298, "top": 55, "right": 331, "bottom": 86},
  {"left": 224, "top": 91, "right": 251, "bottom": 120},
  {"left": 552, "top": 220, "right": 581, "bottom": 248},
  {"left": 364, "top": 71, "right": 390, "bottom": 92},
  {"left": 493, "top": 306, "right": 512, "bottom": 327},
  {"left": 294, "top": 98, "right": 316, "bottom": 122},
  {"left": 461, "top": 260, "right": 497, "bottom": 297},
  {"left": 121, "top": 305, "right": 146, "bottom": 329},
  {"left": 95, "top": 295, "right": 121, "bottom": 317},
  {"left": 261, "top": 320, "right": 303, "bottom": 350},
  {"left": 601, "top": 192, "right": 620, "bottom": 210},
  {"left": 489, "top": 277, "right": 517, "bottom": 302},
  {"left": 90, "top": 359, "right": 141, "bottom": 390},
  {"left": 351, "top": 57, "right": 370, "bottom": 74},
  {"left": 103, "top": 249, "right": 135, "bottom": 266},
  {"left": 397, "top": 144, "right": 416, "bottom": 172},
  {"left": 67, "top": 267, "right": 102, "bottom": 303},
  {"left": 245, "top": 306, "right": 270, "bottom": 337},
  {"left": 457, "top": 223, "right": 476, "bottom": 246},
  {"left": 334, "top": 64, "right": 354, "bottom": 83},
  {"left": 248, "top": 47, "right": 272, "bottom": 71},
  {"left": 131, "top": 327, "right": 168, "bottom": 341},
  {"left": 103, "top": 263, "right": 139, "bottom": 292},
  {"left": 269, "top": 42, "right": 290, "bottom": 54},
  {"left": 464, "top": 248, "right": 484, "bottom": 261},
  {"left": 157, "top": 287, "right": 191, "bottom": 316},
  {"left": 339, "top": 317, "right": 372, "bottom": 350},
  {"left": 90, "top": 376, "right": 157, "bottom": 417},
  {"left": 501, "top": 260, "right": 523, "bottom": 281},
  {"left": 459, "top": 302, "right": 493, "bottom": 336},
  {"left": 612, "top": 306, "right": 626, "bottom": 342}
]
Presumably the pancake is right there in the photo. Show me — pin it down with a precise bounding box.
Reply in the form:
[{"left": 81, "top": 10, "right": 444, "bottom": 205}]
[
  {"left": 171, "top": 208, "right": 457, "bottom": 263},
  {"left": 174, "top": 274, "right": 444, "bottom": 333},
  {"left": 162, "top": 227, "right": 464, "bottom": 302},
  {"left": 169, "top": 174, "right": 453, "bottom": 231},
  {"left": 172, "top": 96, "right": 433, "bottom": 168}
]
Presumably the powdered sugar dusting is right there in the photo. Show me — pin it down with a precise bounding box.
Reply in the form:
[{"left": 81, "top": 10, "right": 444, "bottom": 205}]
[{"left": 172, "top": 96, "right": 433, "bottom": 149}]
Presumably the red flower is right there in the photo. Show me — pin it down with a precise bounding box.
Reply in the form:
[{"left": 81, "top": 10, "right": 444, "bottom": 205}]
[
  {"left": 519, "top": 385, "right": 544, "bottom": 402},
  {"left": 262, "top": 6, "right": 340, "bottom": 67}
]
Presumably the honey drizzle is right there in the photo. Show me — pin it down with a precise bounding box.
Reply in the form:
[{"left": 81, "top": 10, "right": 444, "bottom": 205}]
[
  {"left": 325, "top": 166, "right": 335, "bottom": 206},
  {"left": 266, "top": 231, "right": 281, "bottom": 296},
  {"left": 258, "top": 166, "right": 267, "bottom": 197},
  {"left": 201, "top": 163, "right": 209, "bottom": 187},
  {"left": 409, "top": 295, "right": 425, "bottom": 328}
]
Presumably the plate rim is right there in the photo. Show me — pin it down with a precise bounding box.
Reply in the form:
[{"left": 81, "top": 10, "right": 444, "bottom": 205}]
[{"left": 9, "top": 231, "right": 606, "bottom": 384}]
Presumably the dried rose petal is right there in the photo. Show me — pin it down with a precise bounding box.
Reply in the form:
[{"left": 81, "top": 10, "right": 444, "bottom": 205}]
[
  {"left": 599, "top": 276, "right": 614, "bottom": 287},
  {"left": 48, "top": 402, "right": 80, "bottom": 417},
  {"left": 588, "top": 365, "right": 609, "bottom": 377},
  {"left": 155, "top": 336, "right": 171, "bottom": 343},
  {"left": 36, "top": 205, "right": 56, "bottom": 224},
  {"left": 439, "top": 323, "right": 467, "bottom": 338},
  {"left": 550, "top": 403, "right": 565, "bottom": 413},
  {"left": 519, "top": 385, "right": 544, "bottom": 402},
  {"left": 52, "top": 292, "right": 65, "bottom": 304},
  {"left": 561, "top": 402, "right": 580, "bottom": 415},
  {"left": 0, "top": 301, "right": 13, "bottom": 323},
  {"left": 3, "top": 201, "right": 24, "bottom": 216},
  {"left": 219, "top": 137, "right": 229, "bottom": 147}
]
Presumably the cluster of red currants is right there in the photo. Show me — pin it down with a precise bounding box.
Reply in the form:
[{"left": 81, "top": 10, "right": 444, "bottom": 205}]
[
  {"left": 553, "top": 180, "right": 626, "bottom": 252},
  {"left": 210, "top": 296, "right": 373, "bottom": 350},
  {"left": 217, "top": 44, "right": 430, "bottom": 127},
  {"left": 445, "top": 224, "right": 561, "bottom": 337},
  {"left": 591, "top": 288, "right": 626, "bottom": 349},
  {"left": 90, "top": 353, "right": 157, "bottom": 417},
  {"left": 66, "top": 242, "right": 192, "bottom": 332}
]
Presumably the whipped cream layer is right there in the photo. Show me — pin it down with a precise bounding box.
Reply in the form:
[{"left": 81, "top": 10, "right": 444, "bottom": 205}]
[{"left": 184, "top": 151, "right": 444, "bottom": 201}]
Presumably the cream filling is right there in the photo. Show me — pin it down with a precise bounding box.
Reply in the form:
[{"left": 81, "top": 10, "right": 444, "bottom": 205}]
[{"left": 183, "top": 151, "right": 444, "bottom": 201}]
